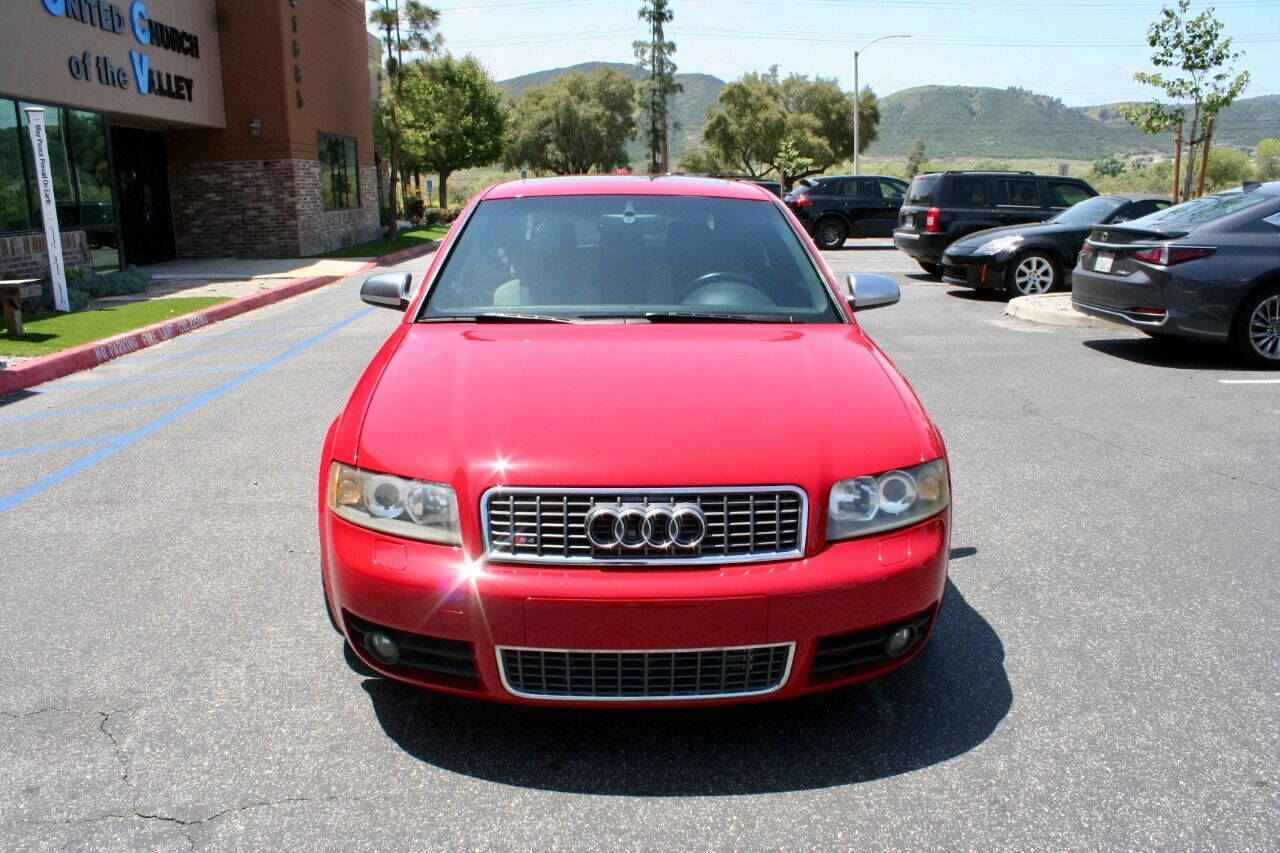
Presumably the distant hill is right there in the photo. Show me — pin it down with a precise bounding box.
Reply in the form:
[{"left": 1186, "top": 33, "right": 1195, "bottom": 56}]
[
  {"left": 497, "top": 66, "right": 1280, "bottom": 163},
  {"left": 497, "top": 61, "right": 723, "bottom": 166},
  {"left": 1080, "top": 94, "right": 1280, "bottom": 151}
]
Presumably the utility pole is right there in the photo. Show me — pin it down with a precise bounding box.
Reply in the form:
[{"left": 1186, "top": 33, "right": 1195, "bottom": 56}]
[{"left": 853, "top": 34, "right": 908, "bottom": 175}]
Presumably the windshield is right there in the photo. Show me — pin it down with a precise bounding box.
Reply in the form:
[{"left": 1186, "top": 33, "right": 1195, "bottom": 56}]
[
  {"left": 421, "top": 195, "right": 842, "bottom": 322},
  {"left": 1050, "top": 196, "right": 1126, "bottom": 226},
  {"left": 905, "top": 175, "right": 938, "bottom": 205},
  {"left": 1142, "top": 188, "right": 1275, "bottom": 226}
]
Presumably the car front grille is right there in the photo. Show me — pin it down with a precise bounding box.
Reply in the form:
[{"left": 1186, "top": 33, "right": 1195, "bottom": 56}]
[
  {"left": 497, "top": 643, "right": 794, "bottom": 700},
  {"left": 482, "top": 487, "right": 806, "bottom": 565},
  {"left": 941, "top": 263, "right": 970, "bottom": 281}
]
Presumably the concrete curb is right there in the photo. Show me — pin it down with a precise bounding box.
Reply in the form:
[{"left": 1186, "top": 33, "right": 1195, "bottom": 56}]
[
  {"left": 0, "top": 238, "right": 441, "bottom": 396},
  {"left": 1005, "top": 293, "right": 1118, "bottom": 329}
]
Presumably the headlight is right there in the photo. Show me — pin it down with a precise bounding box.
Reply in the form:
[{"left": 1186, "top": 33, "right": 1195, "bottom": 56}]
[
  {"left": 327, "top": 462, "right": 460, "bottom": 545},
  {"left": 826, "top": 458, "right": 949, "bottom": 541},
  {"left": 974, "top": 234, "right": 1023, "bottom": 255}
]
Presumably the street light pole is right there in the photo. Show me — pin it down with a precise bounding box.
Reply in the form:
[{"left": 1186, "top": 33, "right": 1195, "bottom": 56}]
[{"left": 853, "top": 33, "right": 909, "bottom": 175}]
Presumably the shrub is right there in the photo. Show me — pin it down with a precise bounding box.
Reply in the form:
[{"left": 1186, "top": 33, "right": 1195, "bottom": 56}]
[
  {"left": 421, "top": 207, "right": 444, "bottom": 227},
  {"left": 439, "top": 206, "right": 464, "bottom": 224},
  {"left": 23, "top": 265, "right": 150, "bottom": 313}
]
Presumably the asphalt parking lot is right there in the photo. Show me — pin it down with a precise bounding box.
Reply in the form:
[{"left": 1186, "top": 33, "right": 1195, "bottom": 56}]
[{"left": 1, "top": 237, "right": 1276, "bottom": 851}]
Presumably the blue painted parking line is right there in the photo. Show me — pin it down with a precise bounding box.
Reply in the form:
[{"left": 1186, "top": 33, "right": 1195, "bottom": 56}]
[
  {"left": 202, "top": 321, "right": 340, "bottom": 341},
  {"left": 121, "top": 341, "right": 293, "bottom": 363},
  {"left": 0, "top": 394, "right": 198, "bottom": 423},
  {"left": 0, "top": 434, "right": 121, "bottom": 458},
  {"left": 0, "top": 307, "right": 373, "bottom": 515},
  {"left": 37, "top": 363, "right": 261, "bottom": 392}
]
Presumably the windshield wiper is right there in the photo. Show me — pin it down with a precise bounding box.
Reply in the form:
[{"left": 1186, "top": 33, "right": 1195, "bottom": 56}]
[
  {"left": 641, "top": 311, "right": 797, "bottom": 323},
  {"left": 422, "top": 312, "right": 577, "bottom": 323}
]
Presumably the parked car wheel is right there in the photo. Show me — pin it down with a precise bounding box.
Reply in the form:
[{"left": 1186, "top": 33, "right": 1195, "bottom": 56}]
[
  {"left": 917, "top": 262, "right": 942, "bottom": 276},
  {"left": 814, "top": 217, "right": 847, "bottom": 250},
  {"left": 1232, "top": 284, "right": 1280, "bottom": 369},
  {"left": 1007, "top": 251, "right": 1058, "bottom": 296}
]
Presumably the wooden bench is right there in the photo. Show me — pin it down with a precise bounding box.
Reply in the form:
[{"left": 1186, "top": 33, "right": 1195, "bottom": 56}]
[{"left": 1, "top": 279, "right": 43, "bottom": 337}]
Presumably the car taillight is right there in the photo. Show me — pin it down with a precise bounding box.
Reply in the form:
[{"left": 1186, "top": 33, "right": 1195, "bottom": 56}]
[
  {"left": 1079, "top": 242, "right": 1094, "bottom": 256},
  {"left": 793, "top": 195, "right": 812, "bottom": 207},
  {"left": 1130, "top": 245, "right": 1215, "bottom": 266},
  {"left": 925, "top": 207, "right": 940, "bottom": 232}
]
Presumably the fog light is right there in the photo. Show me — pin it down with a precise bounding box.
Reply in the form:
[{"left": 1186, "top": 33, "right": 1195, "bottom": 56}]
[
  {"left": 885, "top": 625, "right": 916, "bottom": 658},
  {"left": 365, "top": 630, "right": 400, "bottom": 665}
]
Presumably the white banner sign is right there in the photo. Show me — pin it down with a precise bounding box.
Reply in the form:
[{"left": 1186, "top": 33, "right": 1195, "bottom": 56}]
[{"left": 24, "top": 107, "right": 69, "bottom": 313}]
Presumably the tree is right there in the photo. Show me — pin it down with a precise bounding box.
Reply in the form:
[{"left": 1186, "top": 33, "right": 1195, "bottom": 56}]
[
  {"left": 634, "top": 0, "right": 681, "bottom": 173},
  {"left": 694, "top": 68, "right": 874, "bottom": 187},
  {"left": 369, "top": 1, "right": 443, "bottom": 235},
  {"left": 1090, "top": 155, "right": 1127, "bottom": 178},
  {"left": 1255, "top": 138, "right": 1280, "bottom": 181},
  {"left": 905, "top": 140, "right": 926, "bottom": 177},
  {"left": 398, "top": 55, "right": 508, "bottom": 207},
  {"left": 1201, "top": 147, "right": 1251, "bottom": 191},
  {"left": 1122, "top": 0, "right": 1250, "bottom": 201},
  {"left": 504, "top": 68, "right": 636, "bottom": 175}
]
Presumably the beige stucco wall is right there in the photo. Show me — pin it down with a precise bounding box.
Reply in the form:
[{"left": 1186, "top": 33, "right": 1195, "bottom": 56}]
[{"left": 0, "top": 0, "right": 225, "bottom": 129}]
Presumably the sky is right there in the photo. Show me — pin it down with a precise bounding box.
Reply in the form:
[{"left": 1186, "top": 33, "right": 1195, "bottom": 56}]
[{"left": 369, "top": 0, "right": 1280, "bottom": 107}]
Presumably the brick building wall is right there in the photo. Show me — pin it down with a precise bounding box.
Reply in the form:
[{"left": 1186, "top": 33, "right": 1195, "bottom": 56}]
[
  {"left": 297, "top": 164, "right": 381, "bottom": 256},
  {"left": 168, "top": 158, "right": 377, "bottom": 259},
  {"left": 0, "top": 231, "right": 92, "bottom": 279}
]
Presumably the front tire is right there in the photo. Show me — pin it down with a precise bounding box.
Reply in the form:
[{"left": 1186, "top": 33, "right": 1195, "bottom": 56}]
[
  {"left": 1006, "top": 251, "right": 1058, "bottom": 297},
  {"left": 1232, "top": 284, "right": 1280, "bottom": 368},
  {"left": 814, "top": 217, "right": 847, "bottom": 250}
]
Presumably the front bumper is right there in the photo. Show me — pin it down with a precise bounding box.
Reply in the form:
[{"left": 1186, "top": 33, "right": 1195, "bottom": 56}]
[
  {"left": 322, "top": 510, "right": 950, "bottom": 707},
  {"left": 940, "top": 252, "right": 1008, "bottom": 288}
]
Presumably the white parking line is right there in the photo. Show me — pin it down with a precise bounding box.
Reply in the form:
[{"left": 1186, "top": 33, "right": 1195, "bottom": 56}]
[{"left": 1217, "top": 379, "right": 1280, "bottom": 384}]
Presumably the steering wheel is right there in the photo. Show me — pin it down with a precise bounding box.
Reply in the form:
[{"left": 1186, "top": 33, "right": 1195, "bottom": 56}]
[{"left": 682, "top": 272, "right": 775, "bottom": 308}]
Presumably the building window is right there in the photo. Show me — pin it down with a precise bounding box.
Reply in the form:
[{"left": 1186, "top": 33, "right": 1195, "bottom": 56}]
[
  {"left": 318, "top": 132, "right": 358, "bottom": 211},
  {"left": 0, "top": 98, "right": 119, "bottom": 270}
]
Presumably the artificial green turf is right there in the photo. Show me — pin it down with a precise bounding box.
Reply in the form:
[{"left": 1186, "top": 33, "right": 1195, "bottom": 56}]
[
  {"left": 315, "top": 226, "right": 449, "bottom": 259},
  {"left": 0, "top": 297, "right": 231, "bottom": 358}
]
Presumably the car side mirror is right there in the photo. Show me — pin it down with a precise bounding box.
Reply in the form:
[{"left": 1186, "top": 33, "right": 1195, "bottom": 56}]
[
  {"left": 845, "top": 273, "right": 900, "bottom": 311},
  {"left": 360, "top": 272, "right": 413, "bottom": 310}
]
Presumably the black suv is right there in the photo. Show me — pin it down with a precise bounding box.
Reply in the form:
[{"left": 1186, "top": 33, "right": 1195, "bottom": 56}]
[
  {"left": 893, "top": 171, "right": 1097, "bottom": 274},
  {"left": 784, "top": 175, "right": 909, "bottom": 249}
]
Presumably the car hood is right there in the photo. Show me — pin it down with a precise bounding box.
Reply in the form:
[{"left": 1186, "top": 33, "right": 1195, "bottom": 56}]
[
  {"left": 355, "top": 323, "right": 935, "bottom": 502},
  {"left": 948, "top": 221, "right": 1082, "bottom": 251}
]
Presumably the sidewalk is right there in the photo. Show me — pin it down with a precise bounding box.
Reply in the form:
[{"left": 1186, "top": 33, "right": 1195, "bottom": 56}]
[
  {"left": 1, "top": 239, "right": 440, "bottom": 394},
  {"left": 90, "top": 257, "right": 375, "bottom": 307}
]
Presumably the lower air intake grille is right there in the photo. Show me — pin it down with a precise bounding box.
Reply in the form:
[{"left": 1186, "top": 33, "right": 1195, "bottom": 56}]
[
  {"left": 808, "top": 608, "right": 934, "bottom": 679},
  {"left": 344, "top": 611, "right": 478, "bottom": 682},
  {"left": 498, "top": 643, "right": 794, "bottom": 700}
]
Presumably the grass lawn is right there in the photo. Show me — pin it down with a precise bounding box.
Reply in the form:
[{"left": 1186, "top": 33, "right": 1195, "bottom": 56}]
[
  {"left": 315, "top": 226, "right": 449, "bottom": 259},
  {"left": 0, "top": 297, "right": 230, "bottom": 358}
]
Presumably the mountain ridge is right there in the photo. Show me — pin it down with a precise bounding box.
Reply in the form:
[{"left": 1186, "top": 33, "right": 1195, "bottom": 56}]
[{"left": 496, "top": 63, "right": 1280, "bottom": 163}]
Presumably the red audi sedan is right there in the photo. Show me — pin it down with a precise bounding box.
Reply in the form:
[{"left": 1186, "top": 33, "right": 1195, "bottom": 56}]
[{"left": 320, "top": 176, "right": 951, "bottom": 706}]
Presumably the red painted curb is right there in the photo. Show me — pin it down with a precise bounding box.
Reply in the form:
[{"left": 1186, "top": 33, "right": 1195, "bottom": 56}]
[
  {"left": 0, "top": 273, "right": 339, "bottom": 396},
  {"left": 0, "top": 237, "right": 443, "bottom": 397}
]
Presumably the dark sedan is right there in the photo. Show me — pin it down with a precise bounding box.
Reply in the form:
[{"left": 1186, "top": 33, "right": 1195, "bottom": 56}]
[
  {"left": 1072, "top": 181, "right": 1280, "bottom": 368},
  {"left": 941, "top": 194, "right": 1170, "bottom": 297}
]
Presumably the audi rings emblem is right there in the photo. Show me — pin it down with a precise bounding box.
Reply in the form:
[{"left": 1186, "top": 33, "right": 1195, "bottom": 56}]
[{"left": 584, "top": 503, "right": 708, "bottom": 550}]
